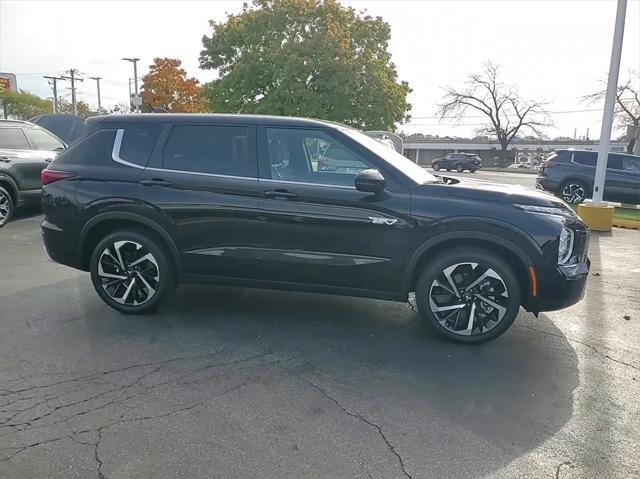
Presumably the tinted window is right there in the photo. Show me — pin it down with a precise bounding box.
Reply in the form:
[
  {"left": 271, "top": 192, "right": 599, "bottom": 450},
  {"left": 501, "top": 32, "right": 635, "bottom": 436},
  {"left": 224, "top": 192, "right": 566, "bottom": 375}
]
[
  {"left": 622, "top": 156, "right": 640, "bottom": 173},
  {"left": 607, "top": 154, "right": 623, "bottom": 170},
  {"left": 119, "top": 124, "right": 162, "bottom": 166},
  {"left": 163, "top": 125, "right": 255, "bottom": 177},
  {"left": 573, "top": 152, "right": 596, "bottom": 167},
  {"left": 54, "top": 130, "right": 116, "bottom": 166},
  {"left": 267, "top": 128, "right": 371, "bottom": 186},
  {"left": 26, "top": 128, "right": 64, "bottom": 151},
  {"left": 0, "top": 128, "right": 30, "bottom": 150}
]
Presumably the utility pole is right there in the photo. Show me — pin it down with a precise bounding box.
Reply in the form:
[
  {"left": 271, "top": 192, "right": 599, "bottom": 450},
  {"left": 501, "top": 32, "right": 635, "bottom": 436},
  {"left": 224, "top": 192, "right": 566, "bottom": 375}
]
[
  {"left": 122, "top": 58, "right": 140, "bottom": 112},
  {"left": 61, "top": 69, "right": 83, "bottom": 115},
  {"left": 89, "top": 76, "right": 102, "bottom": 111},
  {"left": 43, "top": 75, "right": 65, "bottom": 114},
  {"left": 592, "top": 0, "right": 627, "bottom": 204}
]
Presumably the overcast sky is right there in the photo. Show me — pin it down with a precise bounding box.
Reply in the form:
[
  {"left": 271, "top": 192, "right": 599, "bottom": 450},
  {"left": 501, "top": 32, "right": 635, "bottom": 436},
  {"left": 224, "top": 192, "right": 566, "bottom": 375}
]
[{"left": 1, "top": 0, "right": 639, "bottom": 138}]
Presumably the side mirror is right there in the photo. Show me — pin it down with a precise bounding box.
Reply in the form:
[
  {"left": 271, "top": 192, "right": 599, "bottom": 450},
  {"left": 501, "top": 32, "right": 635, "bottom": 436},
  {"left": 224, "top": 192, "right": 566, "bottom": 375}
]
[{"left": 355, "top": 169, "right": 385, "bottom": 194}]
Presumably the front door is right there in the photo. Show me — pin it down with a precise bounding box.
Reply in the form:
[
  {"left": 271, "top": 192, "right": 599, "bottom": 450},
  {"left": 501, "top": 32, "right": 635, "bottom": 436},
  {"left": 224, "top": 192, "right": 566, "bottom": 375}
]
[
  {"left": 137, "top": 122, "right": 264, "bottom": 279},
  {"left": 253, "top": 126, "right": 412, "bottom": 295}
]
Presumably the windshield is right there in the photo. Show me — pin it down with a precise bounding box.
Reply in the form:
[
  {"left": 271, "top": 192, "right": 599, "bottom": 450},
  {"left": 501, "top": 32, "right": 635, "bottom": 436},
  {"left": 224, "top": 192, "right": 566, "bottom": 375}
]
[{"left": 340, "top": 128, "right": 439, "bottom": 184}]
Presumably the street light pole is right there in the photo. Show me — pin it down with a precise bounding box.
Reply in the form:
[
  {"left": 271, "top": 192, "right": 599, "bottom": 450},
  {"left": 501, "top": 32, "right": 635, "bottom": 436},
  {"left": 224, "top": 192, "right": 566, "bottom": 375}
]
[
  {"left": 122, "top": 58, "right": 140, "bottom": 112},
  {"left": 89, "top": 76, "right": 102, "bottom": 111},
  {"left": 592, "top": 0, "right": 627, "bottom": 204}
]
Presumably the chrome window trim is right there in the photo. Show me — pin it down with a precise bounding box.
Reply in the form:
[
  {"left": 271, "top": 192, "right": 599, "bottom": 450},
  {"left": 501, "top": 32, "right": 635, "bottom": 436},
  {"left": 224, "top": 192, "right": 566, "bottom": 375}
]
[
  {"left": 112, "top": 129, "right": 145, "bottom": 170},
  {"left": 260, "top": 178, "right": 355, "bottom": 190}
]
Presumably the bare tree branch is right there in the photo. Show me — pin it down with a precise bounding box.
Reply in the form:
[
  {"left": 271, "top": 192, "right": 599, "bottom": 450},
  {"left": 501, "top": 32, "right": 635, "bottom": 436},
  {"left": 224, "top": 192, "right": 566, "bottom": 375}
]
[{"left": 437, "top": 61, "right": 551, "bottom": 165}]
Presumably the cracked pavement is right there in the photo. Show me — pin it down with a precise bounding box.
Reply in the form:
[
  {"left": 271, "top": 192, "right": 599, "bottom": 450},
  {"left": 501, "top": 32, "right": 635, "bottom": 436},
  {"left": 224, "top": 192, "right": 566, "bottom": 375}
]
[{"left": 0, "top": 209, "right": 639, "bottom": 478}]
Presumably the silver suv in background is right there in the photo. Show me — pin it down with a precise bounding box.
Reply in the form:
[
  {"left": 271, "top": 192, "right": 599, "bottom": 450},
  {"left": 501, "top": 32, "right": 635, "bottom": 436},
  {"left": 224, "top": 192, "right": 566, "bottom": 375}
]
[{"left": 0, "top": 120, "right": 66, "bottom": 226}]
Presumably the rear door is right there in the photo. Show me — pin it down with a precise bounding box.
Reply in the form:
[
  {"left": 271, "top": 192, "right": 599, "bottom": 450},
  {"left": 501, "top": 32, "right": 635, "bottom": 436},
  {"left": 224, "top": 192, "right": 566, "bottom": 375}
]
[
  {"left": 0, "top": 127, "right": 43, "bottom": 190},
  {"left": 617, "top": 155, "right": 640, "bottom": 204},
  {"left": 137, "top": 122, "right": 264, "bottom": 279},
  {"left": 254, "top": 126, "right": 412, "bottom": 295},
  {"left": 603, "top": 154, "right": 631, "bottom": 202}
]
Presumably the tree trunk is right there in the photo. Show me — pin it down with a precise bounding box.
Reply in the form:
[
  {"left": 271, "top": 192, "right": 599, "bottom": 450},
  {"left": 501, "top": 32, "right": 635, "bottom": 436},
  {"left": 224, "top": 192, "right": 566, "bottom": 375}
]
[
  {"left": 629, "top": 121, "right": 640, "bottom": 155},
  {"left": 499, "top": 145, "right": 510, "bottom": 168}
]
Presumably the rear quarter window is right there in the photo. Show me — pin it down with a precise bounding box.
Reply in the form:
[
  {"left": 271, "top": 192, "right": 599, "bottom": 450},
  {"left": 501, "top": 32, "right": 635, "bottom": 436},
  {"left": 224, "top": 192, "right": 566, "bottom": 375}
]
[
  {"left": 117, "top": 124, "right": 163, "bottom": 167},
  {"left": 572, "top": 152, "right": 596, "bottom": 167},
  {"left": 53, "top": 130, "right": 116, "bottom": 166}
]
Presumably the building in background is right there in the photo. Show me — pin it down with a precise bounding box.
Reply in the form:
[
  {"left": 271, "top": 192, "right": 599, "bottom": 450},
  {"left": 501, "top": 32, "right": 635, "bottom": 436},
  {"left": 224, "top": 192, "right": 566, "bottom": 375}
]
[{"left": 403, "top": 138, "right": 628, "bottom": 166}]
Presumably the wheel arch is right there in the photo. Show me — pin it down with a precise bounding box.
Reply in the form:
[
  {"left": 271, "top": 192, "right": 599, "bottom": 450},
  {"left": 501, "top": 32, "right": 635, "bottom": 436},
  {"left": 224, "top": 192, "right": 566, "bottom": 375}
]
[
  {"left": 80, "top": 212, "right": 181, "bottom": 277},
  {"left": 402, "top": 230, "right": 538, "bottom": 309},
  {"left": 0, "top": 173, "right": 19, "bottom": 205}
]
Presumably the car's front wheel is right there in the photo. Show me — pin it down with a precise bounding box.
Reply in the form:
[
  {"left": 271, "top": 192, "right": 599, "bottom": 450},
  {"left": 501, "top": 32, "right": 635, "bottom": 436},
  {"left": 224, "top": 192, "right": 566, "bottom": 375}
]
[
  {"left": 415, "top": 248, "right": 521, "bottom": 343},
  {"left": 0, "top": 186, "right": 14, "bottom": 228},
  {"left": 432, "top": 163, "right": 440, "bottom": 171},
  {"left": 456, "top": 164, "right": 465, "bottom": 172},
  {"left": 560, "top": 180, "right": 588, "bottom": 204},
  {"left": 90, "top": 229, "right": 175, "bottom": 314}
]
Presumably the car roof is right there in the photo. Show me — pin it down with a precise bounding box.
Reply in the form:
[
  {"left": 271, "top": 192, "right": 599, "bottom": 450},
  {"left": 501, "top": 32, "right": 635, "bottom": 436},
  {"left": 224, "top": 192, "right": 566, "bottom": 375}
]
[
  {"left": 555, "top": 148, "right": 640, "bottom": 158},
  {"left": 0, "top": 119, "right": 36, "bottom": 128},
  {"left": 87, "top": 113, "right": 348, "bottom": 129}
]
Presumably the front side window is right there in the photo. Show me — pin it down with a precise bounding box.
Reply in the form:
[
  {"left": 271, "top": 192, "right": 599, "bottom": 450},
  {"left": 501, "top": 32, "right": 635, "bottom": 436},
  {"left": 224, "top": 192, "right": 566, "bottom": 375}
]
[
  {"left": 163, "top": 125, "right": 255, "bottom": 178},
  {"left": 267, "top": 128, "right": 371, "bottom": 186},
  {"left": 26, "top": 128, "right": 64, "bottom": 151},
  {"left": 0, "top": 128, "right": 30, "bottom": 150},
  {"left": 606, "top": 154, "right": 623, "bottom": 170}
]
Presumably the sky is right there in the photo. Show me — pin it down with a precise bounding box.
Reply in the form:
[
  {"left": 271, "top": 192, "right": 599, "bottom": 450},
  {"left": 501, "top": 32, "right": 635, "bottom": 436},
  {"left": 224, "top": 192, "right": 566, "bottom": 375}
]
[{"left": 1, "top": 0, "right": 639, "bottom": 139}]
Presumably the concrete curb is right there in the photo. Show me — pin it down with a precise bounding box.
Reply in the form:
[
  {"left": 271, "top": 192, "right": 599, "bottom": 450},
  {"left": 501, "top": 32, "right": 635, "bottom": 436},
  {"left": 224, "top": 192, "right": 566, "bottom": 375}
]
[{"left": 613, "top": 218, "right": 640, "bottom": 230}]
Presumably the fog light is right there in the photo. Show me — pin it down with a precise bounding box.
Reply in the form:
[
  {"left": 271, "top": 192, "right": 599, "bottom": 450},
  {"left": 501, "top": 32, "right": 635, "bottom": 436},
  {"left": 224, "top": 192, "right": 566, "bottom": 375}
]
[{"left": 558, "top": 227, "right": 574, "bottom": 265}]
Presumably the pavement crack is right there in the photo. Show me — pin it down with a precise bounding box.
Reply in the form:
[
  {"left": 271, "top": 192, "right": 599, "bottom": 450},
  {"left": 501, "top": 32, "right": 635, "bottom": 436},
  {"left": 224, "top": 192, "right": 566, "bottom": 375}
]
[
  {"left": 521, "top": 324, "right": 639, "bottom": 371},
  {"left": 555, "top": 460, "right": 574, "bottom": 478},
  {"left": 308, "top": 381, "right": 412, "bottom": 479}
]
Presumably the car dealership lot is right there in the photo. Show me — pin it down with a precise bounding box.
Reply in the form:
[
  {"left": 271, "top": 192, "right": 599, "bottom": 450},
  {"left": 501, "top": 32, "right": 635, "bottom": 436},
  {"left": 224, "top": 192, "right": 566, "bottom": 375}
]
[{"left": 1, "top": 210, "right": 639, "bottom": 479}]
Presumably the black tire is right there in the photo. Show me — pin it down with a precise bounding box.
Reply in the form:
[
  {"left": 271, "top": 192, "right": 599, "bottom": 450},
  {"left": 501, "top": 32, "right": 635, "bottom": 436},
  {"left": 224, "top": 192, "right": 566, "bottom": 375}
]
[
  {"left": 90, "top": 229, "right": 176, "bottom": 314},
  {"left": 415, "top": 247, "right": 521, "bottom": 344},
  {"left": 559, "top": 180, "right": 589, "bottom": 204},
  {"left": 456, "top": 164, "right": 465, "bottom": 173},
  {"left": 432, "top": 163, "right": 440, "bottom": 171},
  {"left": 0, "top": 186, "right": 14, "bottom": 228}
]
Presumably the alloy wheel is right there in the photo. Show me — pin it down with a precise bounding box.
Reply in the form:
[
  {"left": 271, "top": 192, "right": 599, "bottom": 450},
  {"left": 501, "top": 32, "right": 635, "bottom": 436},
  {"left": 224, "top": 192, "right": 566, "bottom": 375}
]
[
  {"left": 428, "top": 262, "right": 509, "bottom": 336},
  {"left": 562, "top": 183, "right": 585, "bottom": 204},
  {"left": 97, "top": 240, "right": 160, "bottom": 306},
  {"left": 0, "top": 191, "right": 10, "bottom": 225}
]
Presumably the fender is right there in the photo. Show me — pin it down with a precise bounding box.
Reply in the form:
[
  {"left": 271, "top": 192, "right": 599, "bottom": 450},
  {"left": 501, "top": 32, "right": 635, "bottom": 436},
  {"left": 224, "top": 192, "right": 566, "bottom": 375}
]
[
  {"left": 401, "top": 227, "right": 539, "bottom": 297},
  {"left": 0, "top": 173, "right": 19, "bottom": 198},
  {"left": 80, "top": 211, "right": 182, "bottom": 276}
]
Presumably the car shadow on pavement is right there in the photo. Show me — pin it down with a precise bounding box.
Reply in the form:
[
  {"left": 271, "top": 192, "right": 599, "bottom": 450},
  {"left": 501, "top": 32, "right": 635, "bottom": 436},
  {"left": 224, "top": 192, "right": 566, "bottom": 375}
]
[{"left": 0, "top": 272, "right": 579, "bottom": 478}]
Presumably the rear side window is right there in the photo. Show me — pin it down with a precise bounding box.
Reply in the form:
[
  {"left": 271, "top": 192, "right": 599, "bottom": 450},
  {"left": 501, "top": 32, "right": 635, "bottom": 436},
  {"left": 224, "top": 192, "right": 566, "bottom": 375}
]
[
  {"left": 606, "top": 154, "right": 623, "bottom": 170},
  {"left": 0, "top": 128, "right": 30, "bottom": 150},
  {"left": 573, "top": 152, "right": 596, "bottom": 167},
  {"left": 118, "top": 124, "right": 163, "bottom": 167},
  {"left": 163, "top": 125, "right": 255, "bottom": 178},
  {"left": 54, "top": 130, "right": 116, "bottom": 166},
  {"left": 26, "top": 128, "right": 64, "bottom": 151}
]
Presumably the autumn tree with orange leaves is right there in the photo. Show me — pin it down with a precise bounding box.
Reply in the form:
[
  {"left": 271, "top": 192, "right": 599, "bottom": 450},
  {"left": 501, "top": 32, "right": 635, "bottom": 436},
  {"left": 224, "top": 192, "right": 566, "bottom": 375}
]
[{"left": 140, "top": 58, "right": 208, "bottom": 113}]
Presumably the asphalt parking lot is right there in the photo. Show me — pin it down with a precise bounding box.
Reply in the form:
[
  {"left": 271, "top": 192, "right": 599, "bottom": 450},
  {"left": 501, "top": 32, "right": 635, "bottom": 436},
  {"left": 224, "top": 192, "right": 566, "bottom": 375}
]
[{"left": 1, "top": 209, "right": 639, "bottom": 479}]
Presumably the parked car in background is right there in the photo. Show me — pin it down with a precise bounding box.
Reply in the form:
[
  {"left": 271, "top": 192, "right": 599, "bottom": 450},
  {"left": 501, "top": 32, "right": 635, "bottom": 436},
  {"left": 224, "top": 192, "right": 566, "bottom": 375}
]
[
  {"left": 432, "top": 153, "right": 482, "bottom": 172},
  {"left": 41, "top": 114, "right": 590, "bottom": 344},
  {"left": 0, "top": 120, "right": 66, "bottom": 226},
  {"left": 537, "top": 149, "right": 640, "bottom": 204}
]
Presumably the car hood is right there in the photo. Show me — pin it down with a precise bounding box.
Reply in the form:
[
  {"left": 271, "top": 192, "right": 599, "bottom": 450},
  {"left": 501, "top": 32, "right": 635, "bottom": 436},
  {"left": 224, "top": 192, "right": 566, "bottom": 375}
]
[{"left": 440, "top": 176, "right": 570, "bottom": 208}]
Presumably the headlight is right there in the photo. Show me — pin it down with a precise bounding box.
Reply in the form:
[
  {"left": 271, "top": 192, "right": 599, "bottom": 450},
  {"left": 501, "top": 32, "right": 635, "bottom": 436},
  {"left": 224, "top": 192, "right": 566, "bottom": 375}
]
[
  {"left": 514, "top": 203, "right": 576, "bottom": 218},
  {"left": 558, "top": 227, "right": 574, "bottom": 265}
]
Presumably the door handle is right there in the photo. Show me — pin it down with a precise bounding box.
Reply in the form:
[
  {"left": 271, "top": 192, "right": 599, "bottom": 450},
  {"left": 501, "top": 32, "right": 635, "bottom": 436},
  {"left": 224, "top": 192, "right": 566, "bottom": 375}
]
[
  {"left": 264, "top": 189, "right": 297, "bottom": 199},
  {"left": 141, "top": 178, "right": 172, "bottom": 187}
]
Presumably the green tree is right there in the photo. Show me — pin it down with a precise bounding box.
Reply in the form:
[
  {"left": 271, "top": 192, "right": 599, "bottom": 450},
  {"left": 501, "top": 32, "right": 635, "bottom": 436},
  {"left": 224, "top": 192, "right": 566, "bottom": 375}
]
[
  {"left": 199, "top": 0, "right": 411, "bottom": 130},
  {"left": 0, "top": 90, "right": 52, "bottom": 120},
  {"left": 58, "top": 99, "right": 98, "bottom": 118}
]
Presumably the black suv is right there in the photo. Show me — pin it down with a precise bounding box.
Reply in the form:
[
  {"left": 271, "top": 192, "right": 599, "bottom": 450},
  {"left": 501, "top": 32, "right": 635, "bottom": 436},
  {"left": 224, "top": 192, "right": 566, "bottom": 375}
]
[
  {"left": 431, "top": 153, "right": 482, "bottom": 172},
  {"left": 0, "top": 119, "right": 66, "bottom": 226},
  {"left": 537, "top": 149, "right": 640, "bottom": 204},
  {"left": 41, "top": 114, "right": 590, "bottom": 343}
]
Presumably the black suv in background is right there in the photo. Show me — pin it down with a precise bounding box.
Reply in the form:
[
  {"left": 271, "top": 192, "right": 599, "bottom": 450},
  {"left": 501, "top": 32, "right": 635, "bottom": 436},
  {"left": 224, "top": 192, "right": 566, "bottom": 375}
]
[
  {"left": 41, "top": 114, "right": 590, "bottom": 344},
  {"left": 0, "top": 120, "right": 66, "bottom": 226},
  {"left": 537, "top": 149, "right": 640, "bottom": 204},
  {"left": 431, "top": 153, "right": 482, "bottom": 172}
]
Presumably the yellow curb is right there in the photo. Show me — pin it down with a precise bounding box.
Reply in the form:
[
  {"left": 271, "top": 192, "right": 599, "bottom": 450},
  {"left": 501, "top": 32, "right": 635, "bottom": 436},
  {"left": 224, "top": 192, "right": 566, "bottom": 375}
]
[
  {"left": 612, "top": 218, "right": 640, "bottom": 230},
  {"left": 577, "top": 203, "right": 615, "bottom": 232}
]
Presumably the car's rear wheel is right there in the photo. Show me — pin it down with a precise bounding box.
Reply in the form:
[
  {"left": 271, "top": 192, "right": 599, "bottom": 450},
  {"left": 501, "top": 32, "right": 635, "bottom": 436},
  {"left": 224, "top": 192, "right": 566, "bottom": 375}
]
[
  {"left": 0, "top": 186, "right": 14, "bottom": 228},
  {"left": 456, "top": 164, "right": 465, "bottom": 172},
  {"left": 560, "top": 180, "right": 588, "bottom": 204},
  {"left": 90, "top": 229, "right": 175, "bottom": 314},
  {"left": 415, "top": 248, "right": 521, "bottom": 344},
  {"left": 432, "top": 163, "right": 440, "bottom": 171}
]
